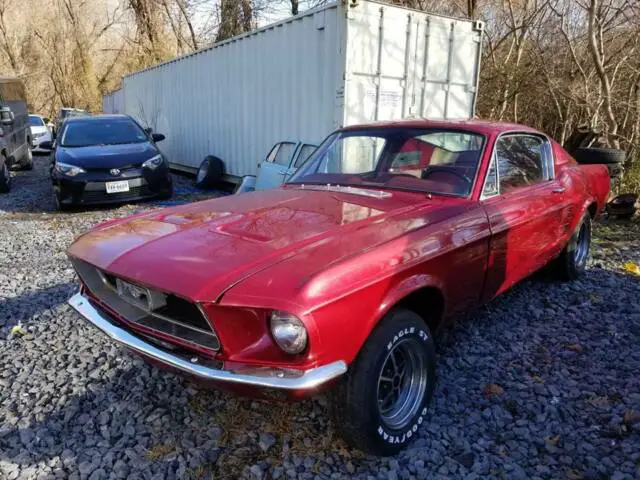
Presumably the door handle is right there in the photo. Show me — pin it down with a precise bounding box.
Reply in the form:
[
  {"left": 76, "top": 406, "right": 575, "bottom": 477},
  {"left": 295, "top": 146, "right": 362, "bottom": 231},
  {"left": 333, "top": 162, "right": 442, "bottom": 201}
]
[{"left": 552, "top": 187, "right": 565, "bottom": 193}]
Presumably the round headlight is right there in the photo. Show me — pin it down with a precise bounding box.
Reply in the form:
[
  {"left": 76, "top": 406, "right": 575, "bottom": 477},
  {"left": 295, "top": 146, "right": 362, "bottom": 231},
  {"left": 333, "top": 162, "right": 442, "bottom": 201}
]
[{"left": 270, "top": 311, "right": 308, "bottom": 354}]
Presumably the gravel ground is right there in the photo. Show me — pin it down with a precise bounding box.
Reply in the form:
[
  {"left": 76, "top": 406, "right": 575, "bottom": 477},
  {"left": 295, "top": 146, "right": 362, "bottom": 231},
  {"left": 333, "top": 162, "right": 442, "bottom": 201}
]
[{"left": 1, "top": 156, "right": 639, "bottom": 480}]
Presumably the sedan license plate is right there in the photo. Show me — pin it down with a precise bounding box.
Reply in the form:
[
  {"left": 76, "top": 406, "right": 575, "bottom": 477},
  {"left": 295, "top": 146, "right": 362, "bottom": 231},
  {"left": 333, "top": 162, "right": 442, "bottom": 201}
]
[{"left": 105, "top": 180, "right": 130, "bottom": 194}]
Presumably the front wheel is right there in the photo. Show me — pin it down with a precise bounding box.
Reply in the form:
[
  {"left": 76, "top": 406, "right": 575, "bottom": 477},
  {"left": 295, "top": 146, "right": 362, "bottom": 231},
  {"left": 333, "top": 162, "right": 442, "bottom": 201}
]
[
  {"left": 553, "top": 213, "right": 591, "bottom": 280},
  {"left": 330, "top": 308, "right": 436, "bottom": 455}
]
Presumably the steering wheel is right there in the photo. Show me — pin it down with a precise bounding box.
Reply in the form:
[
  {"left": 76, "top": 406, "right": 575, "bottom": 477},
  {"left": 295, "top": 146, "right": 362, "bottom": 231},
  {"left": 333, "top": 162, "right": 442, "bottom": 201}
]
[{"left": 421, "top": 167, "right": 472, "bottom": 187}]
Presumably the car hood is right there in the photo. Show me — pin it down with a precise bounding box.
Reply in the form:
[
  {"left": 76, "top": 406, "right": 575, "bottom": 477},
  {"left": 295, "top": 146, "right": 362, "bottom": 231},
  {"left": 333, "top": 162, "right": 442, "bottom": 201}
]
[
  {"left": 56, "top": 142, "right": 158, "bottom": 169},
  {"left": 67, "top": 187, "right": 459, "bottom": 302}
]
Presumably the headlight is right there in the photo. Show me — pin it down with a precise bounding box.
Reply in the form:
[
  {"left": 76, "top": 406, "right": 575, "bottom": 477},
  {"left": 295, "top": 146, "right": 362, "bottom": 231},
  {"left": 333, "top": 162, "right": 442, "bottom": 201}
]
[
  {"left": 55, "top": 162, "right": 86, "bottom": 177},
  {"left": 33, "top": 132, "right": 46, "bottom": 139},
  {"left": 142, "top": 154, "right": 164, "bottom": 169},
  {"left": 270, "top": 311, "right": 308, "bottom": 354}
]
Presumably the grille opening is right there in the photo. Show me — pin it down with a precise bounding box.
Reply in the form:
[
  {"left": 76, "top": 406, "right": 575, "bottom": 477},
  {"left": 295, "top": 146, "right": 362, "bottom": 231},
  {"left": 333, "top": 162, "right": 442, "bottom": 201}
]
[
  {"left": 155, "top": 295, "right": 211, "bottom": 331},
  {"left": 72, "top": 258, "right": 220, "bottom": 351}
]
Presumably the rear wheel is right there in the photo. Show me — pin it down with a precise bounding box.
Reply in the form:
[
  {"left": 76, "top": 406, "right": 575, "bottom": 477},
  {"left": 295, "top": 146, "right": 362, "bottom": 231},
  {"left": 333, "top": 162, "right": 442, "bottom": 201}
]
[
  {"left": 330, "top": 308, "right": 436, "bottom": 455},
  {"left": 553, "top": 213, "right": 591, "bottom": 280},
  {"left": 0, "top": 159, "right": 10, "bottom": 193}
]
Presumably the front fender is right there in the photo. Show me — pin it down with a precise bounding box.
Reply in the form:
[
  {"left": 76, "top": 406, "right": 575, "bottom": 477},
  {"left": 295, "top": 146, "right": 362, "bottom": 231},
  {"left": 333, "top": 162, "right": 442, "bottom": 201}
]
[{"left": 375, "top": 273, "right": 447, "bottom": 325}]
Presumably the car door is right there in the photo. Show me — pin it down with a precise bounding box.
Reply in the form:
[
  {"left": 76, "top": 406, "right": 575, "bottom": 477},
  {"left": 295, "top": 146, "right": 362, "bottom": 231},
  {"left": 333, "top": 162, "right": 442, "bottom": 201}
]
[
  {"left": 481, "top": 133, "right": 568, "bottom": 301},
  {"left": 291, "top": 143, "right": 318, "bottom": 171},
  {"left": 255, "top": 141, "right": 298, "bottom": 190}
]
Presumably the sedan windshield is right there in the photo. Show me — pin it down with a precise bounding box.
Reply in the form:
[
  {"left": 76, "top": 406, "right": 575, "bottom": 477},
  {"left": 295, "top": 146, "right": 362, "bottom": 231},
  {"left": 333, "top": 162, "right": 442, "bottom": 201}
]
[
  {"left": 287, "top": 128, "right": 485, "bottom": 197},
  {"left": 60, "top": 118, "right": 148, "bottom": 147}
]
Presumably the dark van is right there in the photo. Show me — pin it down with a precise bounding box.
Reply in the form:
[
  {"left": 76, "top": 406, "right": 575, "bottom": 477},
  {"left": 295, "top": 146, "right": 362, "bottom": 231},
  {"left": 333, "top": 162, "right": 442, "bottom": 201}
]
[{"left": 1, "top": 77, "right": 33, "bottom": 192}]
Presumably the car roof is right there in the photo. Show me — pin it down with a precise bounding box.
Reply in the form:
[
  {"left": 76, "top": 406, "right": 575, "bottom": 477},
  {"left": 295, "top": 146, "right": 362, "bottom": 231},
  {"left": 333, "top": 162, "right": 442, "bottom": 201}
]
[{"left": 340, "top": 118, "right": 542, "bottom": 136}]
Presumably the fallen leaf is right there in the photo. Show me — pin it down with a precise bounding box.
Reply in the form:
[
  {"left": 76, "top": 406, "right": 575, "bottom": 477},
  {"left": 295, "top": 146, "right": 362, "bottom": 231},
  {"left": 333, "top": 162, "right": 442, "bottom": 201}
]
[
  {"left": 567, "top": 468, "right": 584, "bottom": 480},
  {"left": 145, "top": 443, "right": 176, "bottom": 461},
  {"left": 531, "top": 374, "right": 545, "bottom": 384},
  {"left": 623, "top": 261, "right": 640, "bottom": 276},
  {"left": 589, "top": 293, "right": 601, "bottom": 304},
  {"left": 623, "top": 410, "right": 640, "bottom": 425},
  {"left": 587, "top": 395, "right": 609, "bottom": 406},
  {"left": 545, "top": 434, "right": 560, "bottom": 445},
  {"left": 484, "top": 383, "right": 504, "bottom": 397},
  {"left": 565, "top": 343, "right": 584, "bottom": 353},
  {"left": 10, "top": 324, "right": 26, "bottom": 336}
]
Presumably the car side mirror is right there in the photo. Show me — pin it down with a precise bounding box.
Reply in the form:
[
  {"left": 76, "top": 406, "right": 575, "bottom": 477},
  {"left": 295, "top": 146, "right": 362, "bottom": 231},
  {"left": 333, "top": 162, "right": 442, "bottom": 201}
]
[
  {"left": 39, "top": 140, "right": 53, "bottom": 150},
  {"left": 0, "top": 107, "right": 14, "bottom": 125},
  {"left": 151, "top": 133, "right": 165, "bottom": 142}
]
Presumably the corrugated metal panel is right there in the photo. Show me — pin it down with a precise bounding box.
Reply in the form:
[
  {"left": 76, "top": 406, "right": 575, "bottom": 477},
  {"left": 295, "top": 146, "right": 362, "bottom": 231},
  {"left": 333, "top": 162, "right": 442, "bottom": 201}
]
[
  {"left": 124, "top": 4, "right": 344, "bottom": 177},
  {"left": 102, "top": 89, "right": 124, "bottom": 114},
  {"left": 343, "top": 1, "right": 482, "bottom": 125}
]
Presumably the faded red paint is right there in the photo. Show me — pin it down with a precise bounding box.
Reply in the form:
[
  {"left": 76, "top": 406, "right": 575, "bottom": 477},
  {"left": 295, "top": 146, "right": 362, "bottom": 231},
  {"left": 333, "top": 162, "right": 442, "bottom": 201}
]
[{"left": 67, "top": 119, "right": 610, "bottom": 395}]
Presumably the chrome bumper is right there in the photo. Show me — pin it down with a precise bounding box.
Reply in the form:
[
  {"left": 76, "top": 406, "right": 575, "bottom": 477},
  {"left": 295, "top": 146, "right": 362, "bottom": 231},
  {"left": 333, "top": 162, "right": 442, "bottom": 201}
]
[{"left": 68, "top": 292, "right": 347, "bottom": 390}]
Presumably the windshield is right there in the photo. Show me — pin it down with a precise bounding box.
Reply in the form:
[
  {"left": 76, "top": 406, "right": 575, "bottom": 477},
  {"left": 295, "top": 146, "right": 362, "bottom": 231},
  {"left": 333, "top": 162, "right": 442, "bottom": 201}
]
[
  {"left": 60, "top": 118, "right": 148, "bottom": 147},
  {"left": 287, "top": 128, "right": 485, "bottom": 197},
  {"left": 29, "top": 115, "right": 44, "bottom": 127}
]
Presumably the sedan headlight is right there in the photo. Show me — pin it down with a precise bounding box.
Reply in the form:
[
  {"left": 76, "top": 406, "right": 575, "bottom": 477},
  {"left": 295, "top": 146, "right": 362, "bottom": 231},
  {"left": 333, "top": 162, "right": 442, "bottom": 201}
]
[
  {"left": 142, "top": 154, "right": 164, "bottom": 169},
  {"left": 55, "top": 162, "right": 86, "bottom": 177},
  {"left": 270, "top": 311, "right": 308, "bottom": 354}
]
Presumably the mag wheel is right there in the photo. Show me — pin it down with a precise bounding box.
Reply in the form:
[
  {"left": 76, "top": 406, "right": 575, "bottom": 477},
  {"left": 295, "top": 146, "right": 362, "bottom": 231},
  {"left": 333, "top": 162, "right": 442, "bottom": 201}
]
[
  {"left": 330, "top": 308, "right": 436, "bottom": 455},
  {"left": 554, "top": 213, "right": 591, "bottom": 280}
]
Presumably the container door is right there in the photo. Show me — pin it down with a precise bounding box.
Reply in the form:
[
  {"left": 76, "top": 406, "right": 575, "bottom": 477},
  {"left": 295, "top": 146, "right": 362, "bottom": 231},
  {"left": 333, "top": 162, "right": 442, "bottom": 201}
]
[
  {"left": 255, "top": 141, "right": 298, "bottom": 190},
  {"left": 343, "top": 2, "right": 482, "bottom": 124}
]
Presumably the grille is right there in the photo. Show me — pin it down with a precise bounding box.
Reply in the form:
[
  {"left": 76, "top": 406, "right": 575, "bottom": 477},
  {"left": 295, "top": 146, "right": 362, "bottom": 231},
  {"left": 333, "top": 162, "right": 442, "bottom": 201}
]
[
  {"left": 72, "top": 258, "right": 220, "bottom": 351},
  {"left": 82, "top": 185, "right": 155, "bottom": 203}
]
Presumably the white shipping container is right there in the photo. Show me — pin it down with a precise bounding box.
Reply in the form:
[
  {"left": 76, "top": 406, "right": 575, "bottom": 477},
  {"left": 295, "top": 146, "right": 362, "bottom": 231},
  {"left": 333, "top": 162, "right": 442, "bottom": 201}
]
[
  {"left": 123, "top": 0, "right": 483, "bottom": 180},
  {"left": 102, "top": 88, "right": 124, "bottom": 114}
]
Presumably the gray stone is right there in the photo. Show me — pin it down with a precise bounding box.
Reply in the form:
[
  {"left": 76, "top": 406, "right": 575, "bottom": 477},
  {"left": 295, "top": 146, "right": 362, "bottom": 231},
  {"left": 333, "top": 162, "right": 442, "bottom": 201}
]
[{"left": 258, "top": 433, "right": 276, "bottom": 452}]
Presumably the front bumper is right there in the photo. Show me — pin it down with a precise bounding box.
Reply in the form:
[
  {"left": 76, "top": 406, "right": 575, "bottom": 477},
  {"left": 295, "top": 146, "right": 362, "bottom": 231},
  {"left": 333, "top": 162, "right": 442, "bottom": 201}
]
[
  {"left": 54, "top": 167, "right": 172, "bottom": 205},
  {"left": 68, "top": 292, "right": 347, "bottom": 391}
]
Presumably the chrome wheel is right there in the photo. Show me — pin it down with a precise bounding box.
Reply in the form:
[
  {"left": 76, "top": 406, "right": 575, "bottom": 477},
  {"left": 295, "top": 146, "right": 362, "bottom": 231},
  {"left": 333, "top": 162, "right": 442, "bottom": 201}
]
[
  {"left": 377, "top": 338, "right": 428, "bottom": 430},
  {"left": 572, "top": 221, "right": 590, "bottom": 268}
]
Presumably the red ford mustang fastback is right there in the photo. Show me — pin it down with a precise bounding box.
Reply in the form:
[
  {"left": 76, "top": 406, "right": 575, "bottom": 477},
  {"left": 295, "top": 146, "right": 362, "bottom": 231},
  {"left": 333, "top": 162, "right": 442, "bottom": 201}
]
[{"left": 67, "top": 120, "right": 610, "bottom": 454}]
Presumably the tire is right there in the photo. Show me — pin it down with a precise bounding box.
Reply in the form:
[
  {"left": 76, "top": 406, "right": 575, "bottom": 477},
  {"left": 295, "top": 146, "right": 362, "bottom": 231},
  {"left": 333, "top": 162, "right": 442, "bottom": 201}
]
[
  {"left": 573, "top": 148, "right": 625, "bottom": 165},
  {"left": 0, "top": 159, "right": 10, "bottom": 193},
  {"left": 52, "top": 187, "right": 69, "bottom": 211},
  {"left": 330, "top": 308, "right": 436, "bottom": 455},
  {"left": 158, "top": 182, "right": 174, "bottom": 200},
  {"left": 195, "top": 155, "right": 224, "bottom": 189},
  {"left": 22, "top": 147, "right": 33, "bottom": 170},
  {"left": 553, "top": 213, "right": 591, "bottom": 281}
]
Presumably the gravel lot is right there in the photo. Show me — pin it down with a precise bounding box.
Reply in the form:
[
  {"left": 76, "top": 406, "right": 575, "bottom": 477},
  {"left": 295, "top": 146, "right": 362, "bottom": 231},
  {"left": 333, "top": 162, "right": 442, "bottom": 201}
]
[{"left": 1, "top": 156, "right": 639, "bottom": 480}]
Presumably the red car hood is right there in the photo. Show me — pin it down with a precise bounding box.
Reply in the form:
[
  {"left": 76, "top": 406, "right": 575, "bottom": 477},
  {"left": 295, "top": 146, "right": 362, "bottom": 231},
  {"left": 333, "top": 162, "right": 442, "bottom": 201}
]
[{"left": 68, "top": 187, "right": 458, "bottom": 301}]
